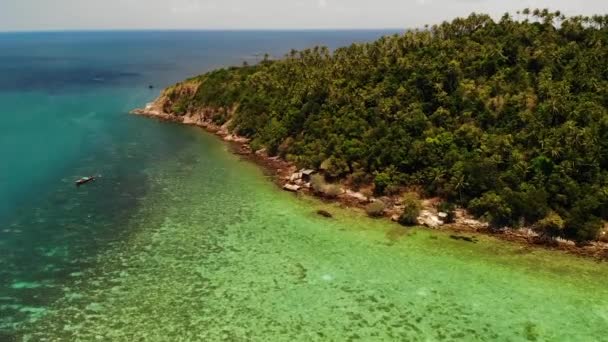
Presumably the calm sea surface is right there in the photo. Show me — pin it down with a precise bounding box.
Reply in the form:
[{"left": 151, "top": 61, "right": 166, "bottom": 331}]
[{"left": 1, "top": 31, "right": 607, "bottom": 341}]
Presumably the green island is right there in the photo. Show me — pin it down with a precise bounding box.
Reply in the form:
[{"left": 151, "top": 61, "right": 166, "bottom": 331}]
[{"left": 138, "top": 9, "right": 608, "bottom": 245}]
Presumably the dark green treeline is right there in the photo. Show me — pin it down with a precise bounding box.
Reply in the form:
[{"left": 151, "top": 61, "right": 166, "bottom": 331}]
[{"left": 166, "top": 10, "right": 608, "bottom": 242}]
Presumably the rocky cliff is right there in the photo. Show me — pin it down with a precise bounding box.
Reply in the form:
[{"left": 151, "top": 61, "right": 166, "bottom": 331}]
[{"left": 132, "top": 81, "right": 247, "bottom": 143}]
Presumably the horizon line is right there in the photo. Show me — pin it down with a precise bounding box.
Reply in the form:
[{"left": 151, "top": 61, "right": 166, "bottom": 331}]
[{"left": 0, "top": 27, "right": 406, "bottom": 34}]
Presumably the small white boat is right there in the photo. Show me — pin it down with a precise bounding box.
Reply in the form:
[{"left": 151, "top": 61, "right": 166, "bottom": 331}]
[{"left": 75, "top": 176, "right": 96, "bottom": 187}]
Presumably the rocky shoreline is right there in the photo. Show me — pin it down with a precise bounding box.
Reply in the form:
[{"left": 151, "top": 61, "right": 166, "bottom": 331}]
[{"left": 131, "top": 101, "right": 608, "bottom": 261}]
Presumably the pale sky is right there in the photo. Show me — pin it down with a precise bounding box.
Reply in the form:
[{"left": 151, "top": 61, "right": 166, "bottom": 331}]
[{"left": 1, "top": 0, "right": 607, "bottom": 31}]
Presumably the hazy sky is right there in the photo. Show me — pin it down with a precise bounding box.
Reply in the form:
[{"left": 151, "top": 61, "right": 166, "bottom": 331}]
[{"left": 1, "top": 0, "right": 607, "bottom": 31}]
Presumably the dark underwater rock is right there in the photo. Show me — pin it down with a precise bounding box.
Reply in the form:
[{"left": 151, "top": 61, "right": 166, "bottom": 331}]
[
  {"left": 316, "top": 210, "right": 333, "bottom": 218},
  {"left": 449, "top": 235, "right": 477, "bottom": 243}
]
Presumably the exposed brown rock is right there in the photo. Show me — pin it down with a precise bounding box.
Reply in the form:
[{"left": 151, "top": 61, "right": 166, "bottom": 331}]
[{"left": 283, "top": 184, "right": 301, "bottom": 192}]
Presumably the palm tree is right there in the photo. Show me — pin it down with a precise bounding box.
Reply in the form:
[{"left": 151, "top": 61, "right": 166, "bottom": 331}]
[
  {"left": 453, "top": 174, "right": 467, "bottom": 203},
  {"left": 522, "top": 8, "right": 530, "bottom": 22}
]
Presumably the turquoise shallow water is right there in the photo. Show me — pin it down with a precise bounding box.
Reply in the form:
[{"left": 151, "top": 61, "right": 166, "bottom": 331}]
[
  {"left": 0, "top": 30, "right": 399, "bottom": 339},
  {"left": 1, "top": 31, "right": 607, "bottom": 341},
  {"left": 16, "top": 128, "right": 608, "bottom": 341}
]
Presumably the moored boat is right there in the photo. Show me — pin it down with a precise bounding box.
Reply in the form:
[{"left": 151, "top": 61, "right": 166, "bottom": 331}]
[{"left": 75, "top": 176, "right": 96, "bottom": 187}]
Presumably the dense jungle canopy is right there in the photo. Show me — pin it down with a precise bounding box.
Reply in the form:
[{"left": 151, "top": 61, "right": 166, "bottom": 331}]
[{"left": 165, "top": 9, "right": 608, "bottom": 241}]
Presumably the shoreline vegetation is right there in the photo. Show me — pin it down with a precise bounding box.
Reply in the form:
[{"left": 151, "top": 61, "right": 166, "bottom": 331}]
[
  {"left": 133, "top": 9, "right": 608, "bottom": 260},
  {"left": 131, "top": 105, "right": 608, "bottom": 260}
]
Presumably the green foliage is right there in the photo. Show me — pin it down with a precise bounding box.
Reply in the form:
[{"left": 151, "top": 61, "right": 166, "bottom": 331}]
[
  {"left": 211, "top": 111, "right": 229, "bottom": 125},
  {"left": 373, "top": 166, "right": 399, "bottom": 195},
  {"left": 365, "top": 200, "right": 386, "bottom": 217},
  {"left": 534, "top": 211, "right": 565, "bottom": 238},
  {"left": 165, "top": 9, "right": 608, "bottom": 241},
  {"left": 259, "top": 118, "right": 287, "bottom": 156},
  {"left": 565, "top": 194, "right": 607, "bottom": 242},
  {"left": 171, "top": 97, "right": 189, "bottom": 115},
  {"left": 469, "top": 192, "right": 514, "bottom": 227},
  {"left": 598, "top": 224, "right": 608, "bottom": 243},
  {"left": 249, "top": 138, "right": 264, "bottom": 153},
  {"left": 399, "top": 192, "right": 422, "bottom": 226},
  {"left": 373, "top": 172, "right": 393, "bottom": 196},
  {"left": 320, "top": 156, "right": 350, "bottom": 179}
]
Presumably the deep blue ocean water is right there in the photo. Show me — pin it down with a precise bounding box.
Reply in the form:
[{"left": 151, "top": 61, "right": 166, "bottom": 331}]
[{"left": 0, "top": 30, "right": 398, "bottom": 335}]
